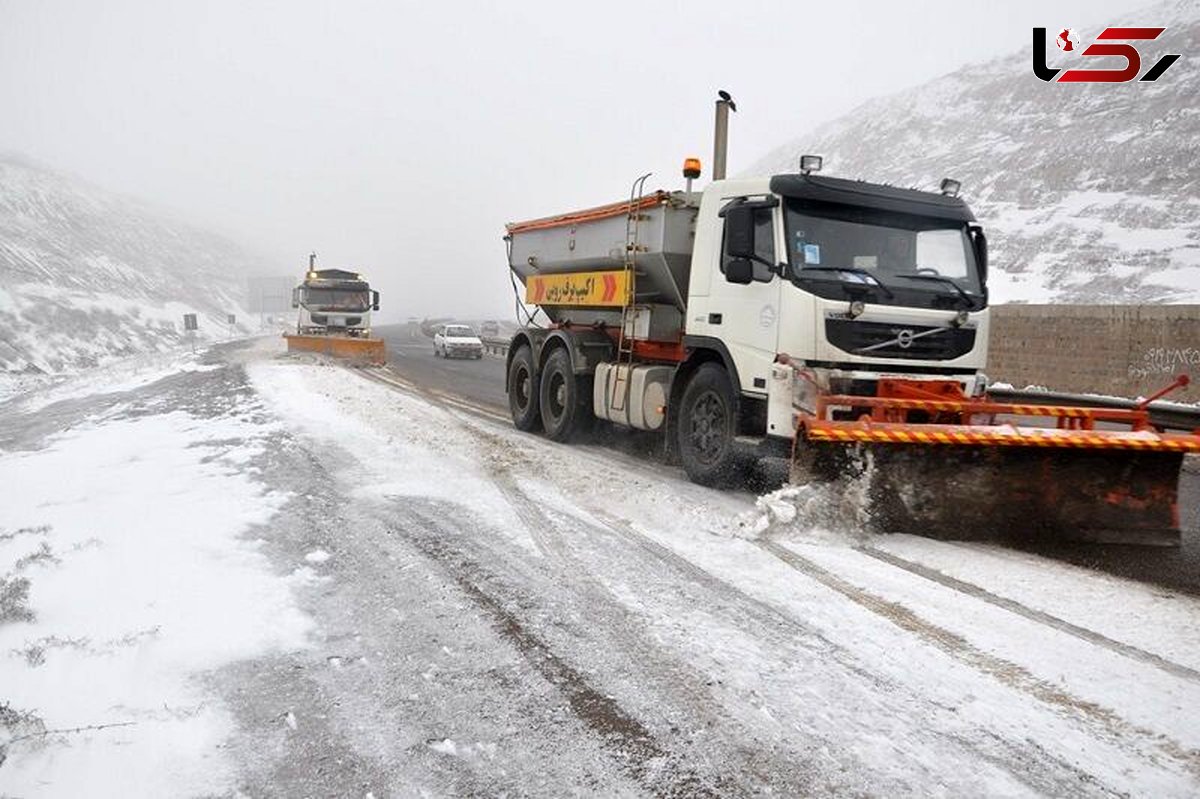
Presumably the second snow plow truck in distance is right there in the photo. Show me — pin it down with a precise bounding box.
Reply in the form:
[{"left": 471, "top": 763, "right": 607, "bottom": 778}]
[
  {"left": 284, "top": 253, "right": 385, "bottom": 365},
  {"left": 502, "top": 95, "right": 1200, "bottom": 546}
]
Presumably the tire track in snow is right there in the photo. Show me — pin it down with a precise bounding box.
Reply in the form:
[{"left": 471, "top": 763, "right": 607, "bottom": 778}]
[
  {"left": 859, "top": 546, "right": 1200, "bottom": 685},
  {"left": 356, "top": 361, "right": 1169, "bottom": 793},
  {"left": 478, "top": 465, "right": 802, "bottom": 796},
  {"left": 471, "top": 454, "right": 1150, "bottom": 795},
  {"left": 344, "top": 369, "right": 736, "bottom": 791},
  {"left": 395, "top": 503, "right": 724, "bottom": 799},
  {"left": 758, "top": 536, "right": 1200, "bottom": 775}
]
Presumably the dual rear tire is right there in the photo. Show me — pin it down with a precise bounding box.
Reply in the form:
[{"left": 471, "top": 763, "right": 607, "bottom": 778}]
[
  {"left": 508, "top": 345, "right": 541, "bottom": 431},
  {"left": 508, "top": 346, "right": 742, "bottom": 486},
  {"left": 507, "top": 346, "right": 591, "bottom": 441}
]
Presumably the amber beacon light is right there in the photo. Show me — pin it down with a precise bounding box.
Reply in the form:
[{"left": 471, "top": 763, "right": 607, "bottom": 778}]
[{"left": 683, "top": 156, "right": 702, "bottom": 194}]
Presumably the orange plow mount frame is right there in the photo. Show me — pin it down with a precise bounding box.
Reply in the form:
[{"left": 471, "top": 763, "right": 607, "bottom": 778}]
[
  {"left": 284, "top": 333, "right": 386, "bottom": 366},
  {"left": 793, "top": 376, "right": 1200, "bottom": 546}
]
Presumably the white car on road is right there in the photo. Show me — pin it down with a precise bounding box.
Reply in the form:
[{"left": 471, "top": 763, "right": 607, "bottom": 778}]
[{"left": 434, "top": 324, "right": 484, "bottom": 359}]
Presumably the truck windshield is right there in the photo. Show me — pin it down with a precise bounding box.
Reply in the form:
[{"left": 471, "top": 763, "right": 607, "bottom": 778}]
[
  {"left": 784, "top": 199, "right": 983, "bottom": 308},
  {"left": 303, "top": 288, "right": 370, "bottom": 312}
]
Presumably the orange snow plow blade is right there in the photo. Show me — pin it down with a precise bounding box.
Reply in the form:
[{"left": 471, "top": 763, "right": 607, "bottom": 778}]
[
  {"left": 795, "top": 376, "right": 1199, "bottom": 546},
  {"left": 284, "top": 333, "right": 386, "bottom": 366}
]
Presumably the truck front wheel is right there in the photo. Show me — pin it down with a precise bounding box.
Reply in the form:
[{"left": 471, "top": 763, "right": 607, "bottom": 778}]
[
  {"left": 508, "top": 345, "right": 541, "bottom": 432},
  {"left": 539, "top": 348, "right": 592, "bottom": 441},
  {"left": 677, "top": 363, "right": 741, "bottom": 486}
]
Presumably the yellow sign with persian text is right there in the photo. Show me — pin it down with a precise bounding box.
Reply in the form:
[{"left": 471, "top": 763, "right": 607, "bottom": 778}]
[{"left": 525, "top": 270, "right": 630, "bottom": 307}]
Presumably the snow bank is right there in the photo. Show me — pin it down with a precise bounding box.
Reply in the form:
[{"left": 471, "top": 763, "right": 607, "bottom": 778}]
[
  {"left": 3, "top": 348, "right": 221, "bottom": 410},
  {"left": 0, "top": 404, "right": 312, "bottom": 794}
]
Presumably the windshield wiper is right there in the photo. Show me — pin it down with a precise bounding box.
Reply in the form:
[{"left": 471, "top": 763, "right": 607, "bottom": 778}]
[
  {"left": 893, "top": 273, "right": 978, "bottom": 310},
  {"left": 796, "top": 267, "right": 895, "bottom": 299}
]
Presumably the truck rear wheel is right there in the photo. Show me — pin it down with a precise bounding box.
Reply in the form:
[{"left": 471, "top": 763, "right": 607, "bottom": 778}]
[
  {"left": 539, "top": 348, "right": 591, "bottom": 441},
  {"left": 677, "top": 363, "right": 741, "bottom": 486},
  {"left": 508, "top": 345, "right": 541, "bottom": 431}
]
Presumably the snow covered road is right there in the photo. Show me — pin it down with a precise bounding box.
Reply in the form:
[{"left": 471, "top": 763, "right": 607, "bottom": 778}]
[{"left": 2, "top": 338, "right": 1199, "bottom": 796}]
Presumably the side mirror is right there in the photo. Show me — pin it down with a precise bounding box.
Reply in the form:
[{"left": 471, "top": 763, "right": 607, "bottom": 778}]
[
  {"left": 291, "top": 287, "right": 299, "bottom": 309},
  {"left": 725, "top": 258, "right": 754, "bottom": 285},
  {"left": 372, "top": 290, "right": 380, "bottom": 311},
  {"left": 970, "top": 225, "right": 988, "bottom": 284},
  {"left": 724, "top": 205, "right": 756, "bottom": 259}
]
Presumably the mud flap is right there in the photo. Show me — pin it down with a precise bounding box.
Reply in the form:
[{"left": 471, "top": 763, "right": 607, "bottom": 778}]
[
  {"left": 822, "top": 444, "right": 1183, "bottom": 547},
  {"left": 284, "top": 333, "right": 386, "bottom": 366}
]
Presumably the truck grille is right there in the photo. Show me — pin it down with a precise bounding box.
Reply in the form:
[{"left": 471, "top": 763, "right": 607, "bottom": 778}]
[{"left": 825, "top": 318, "right": 975, "bottom": 361}]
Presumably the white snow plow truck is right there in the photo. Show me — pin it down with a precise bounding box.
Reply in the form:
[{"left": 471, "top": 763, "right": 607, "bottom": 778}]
[
  {"left": 502, "top": 96, "right": 1200, "bottom": 546},
  {"left": 284, "top": 253, "right": 385, "bottom": 365}
]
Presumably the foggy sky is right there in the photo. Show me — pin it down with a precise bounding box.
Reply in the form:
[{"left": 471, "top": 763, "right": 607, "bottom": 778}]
[{"left": 0, "top": 0, "right": 1138, "bottom": 321}]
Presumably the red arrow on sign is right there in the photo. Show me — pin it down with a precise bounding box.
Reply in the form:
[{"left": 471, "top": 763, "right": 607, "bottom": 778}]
[
  {"left": 602, "top": 273, "right": 617, "bottom": 303},
  {"left": 533, "top": 278, "right": 546, "bottom": 303}
]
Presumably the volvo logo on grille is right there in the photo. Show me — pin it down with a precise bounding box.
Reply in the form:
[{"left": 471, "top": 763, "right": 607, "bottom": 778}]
[{"left": 896, "top": 329, "right": 915, "bottom": 349}]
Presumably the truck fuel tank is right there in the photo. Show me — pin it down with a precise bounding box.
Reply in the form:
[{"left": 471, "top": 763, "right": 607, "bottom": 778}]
[{"left": 594, "top": 363, "right": 673, "bottom": 431}]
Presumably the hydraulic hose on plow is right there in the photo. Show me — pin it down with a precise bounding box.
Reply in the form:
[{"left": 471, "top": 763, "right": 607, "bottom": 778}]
[{"left": 792, "top": 375, "right": 1200, "bottom": 546}]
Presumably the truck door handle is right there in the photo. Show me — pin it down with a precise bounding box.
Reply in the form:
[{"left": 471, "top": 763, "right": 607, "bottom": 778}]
[{"left": 708, "top": 313, "right": 722, "bottom": 324}]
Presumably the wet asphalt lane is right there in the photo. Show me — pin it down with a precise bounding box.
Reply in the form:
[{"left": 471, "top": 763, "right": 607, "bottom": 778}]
[
  {"left": 376, "top": 325, "right": 507, "bottom": 412},
  {"left": 373, "top": 324, "right": 1200, "bottom": 597}
]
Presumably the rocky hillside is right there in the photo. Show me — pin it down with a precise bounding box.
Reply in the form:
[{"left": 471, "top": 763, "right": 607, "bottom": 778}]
[
  {"left": 750, "top": 1, "right": 1199, "bottom": 303},
  {"left": 0, "top": 154, "right": 272, "bottom": 377}
]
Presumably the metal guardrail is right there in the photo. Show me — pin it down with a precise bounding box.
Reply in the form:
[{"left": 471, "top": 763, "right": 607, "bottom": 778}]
[
  {"left": 988, "top": 387, "right": 1200, "bottom": 432},
  {"left": 480, "top": 336, "right": 510, "bottom": 357}
]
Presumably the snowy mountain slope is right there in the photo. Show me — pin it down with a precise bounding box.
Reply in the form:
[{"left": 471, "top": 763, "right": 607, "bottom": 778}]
[
  {"left": 0, "top": 153, "right": 272, "bottom": 377},
  {"left": 749, "top": 1, "right": 1200, "bottom": 303}
]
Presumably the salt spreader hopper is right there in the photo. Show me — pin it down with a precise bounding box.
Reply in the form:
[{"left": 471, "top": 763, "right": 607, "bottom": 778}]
[{"left": 284, "top": 253, "right": 385, "bottom": 366}]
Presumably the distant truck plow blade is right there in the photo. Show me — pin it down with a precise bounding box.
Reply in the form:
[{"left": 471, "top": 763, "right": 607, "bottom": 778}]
[
  {"left": 795, "top": 375, "right": 1199, "bottom": 546},
  {"left": 285, "top": 253, "right": 384, "bottom": 366},
  {"left": 284, "top": 332, "right": 385, "bottom": 366}
]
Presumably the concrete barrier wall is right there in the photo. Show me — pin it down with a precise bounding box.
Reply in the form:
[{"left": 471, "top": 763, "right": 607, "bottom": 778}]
[{"left": 988, "top": 305, "right": 1200, "bottom": 402}]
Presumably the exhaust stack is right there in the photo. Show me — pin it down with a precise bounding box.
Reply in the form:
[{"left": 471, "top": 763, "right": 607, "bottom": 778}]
[{"left": 712, "top": 90, "right": 736, "bottom": 181}]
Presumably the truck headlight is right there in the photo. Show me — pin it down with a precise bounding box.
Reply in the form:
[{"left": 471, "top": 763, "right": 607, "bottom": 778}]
[{"left": 849, "top": 300, "right": 865, "bottom": 318}]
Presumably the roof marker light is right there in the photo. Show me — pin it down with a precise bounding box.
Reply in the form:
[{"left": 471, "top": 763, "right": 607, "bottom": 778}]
[
  {"left": 800, "top": 154, "right": 823, "bottom": 175},
  {"left": 940, "top": 178, "right": 961, "bottom": 197},
  {"left": 683, "top": 156, "right": 702, "bottom": 196}
]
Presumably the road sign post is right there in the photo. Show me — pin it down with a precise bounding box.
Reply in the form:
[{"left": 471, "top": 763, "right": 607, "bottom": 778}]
[{"left": 183, "top": 313, "right": 198, "bottom": 353}]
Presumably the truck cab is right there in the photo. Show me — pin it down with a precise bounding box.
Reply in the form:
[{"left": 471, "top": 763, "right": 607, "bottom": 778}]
[
  {"left": 686, "top": 173, "right": 989, "bottom": 437},
  {"left": 292, "top": 268, "right": 380, "bottom": 338}
]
